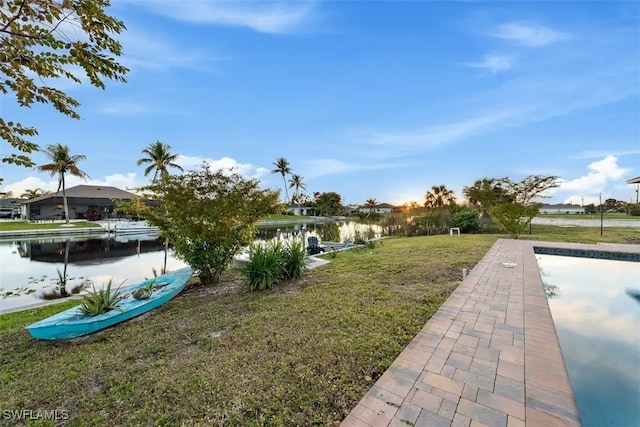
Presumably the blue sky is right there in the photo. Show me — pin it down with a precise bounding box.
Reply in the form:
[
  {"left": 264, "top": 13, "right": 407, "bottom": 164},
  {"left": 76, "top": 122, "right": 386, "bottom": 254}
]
[{"left": 1, "top": 0, "right": 639, "bottom": 206}]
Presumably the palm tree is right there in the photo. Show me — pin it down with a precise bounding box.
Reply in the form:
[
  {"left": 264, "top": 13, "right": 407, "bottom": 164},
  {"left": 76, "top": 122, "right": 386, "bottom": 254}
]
[
  {"left": 271, "top": 157, "right": 292, "bottom": 205},
  {"left": 37, "top": 144, "right": 89, "bottom": 224},
  {"left": 288, "top": 174, "right": 307, "bottom": 212},
  {"left": 137, "top": 141, "right": 183, "bottom": 182},
  {"left": 21, "top": 188, "right": 46, "bottom": 199},
  {"left": 364, "top": 197, "right": 377, "bottom": 217},
  {"left": 424, "top": 185, "right": 456, "bottom": 209}
]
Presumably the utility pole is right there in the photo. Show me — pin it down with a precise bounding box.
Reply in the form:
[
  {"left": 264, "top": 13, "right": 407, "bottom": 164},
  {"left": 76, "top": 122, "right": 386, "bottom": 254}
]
[{"left": 599, "top": 193, "right": 603, "bottom": 237}]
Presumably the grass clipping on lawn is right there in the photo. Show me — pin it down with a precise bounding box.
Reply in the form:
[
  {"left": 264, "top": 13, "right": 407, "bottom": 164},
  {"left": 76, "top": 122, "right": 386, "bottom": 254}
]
[{"left": 0, "top": 235, "right": 496, "bottom": 426}]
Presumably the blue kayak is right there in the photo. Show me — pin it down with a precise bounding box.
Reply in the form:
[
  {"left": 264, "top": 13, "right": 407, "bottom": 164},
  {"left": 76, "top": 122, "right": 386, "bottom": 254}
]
[{"left": 26, "top": 267, "right": 194, "bottom": 340}]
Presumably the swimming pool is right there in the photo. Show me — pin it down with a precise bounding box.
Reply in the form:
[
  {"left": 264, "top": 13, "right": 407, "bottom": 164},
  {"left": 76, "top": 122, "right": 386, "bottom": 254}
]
[{"left": 536, "top": 253, "right": 640, "bottom": 427}]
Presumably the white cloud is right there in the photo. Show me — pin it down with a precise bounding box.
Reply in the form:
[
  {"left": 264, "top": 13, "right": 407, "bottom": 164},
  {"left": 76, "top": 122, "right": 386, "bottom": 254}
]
[
  {"left": 492, "top": 22, "right": 570, "bottom": 47},
  {"left": 3, "top": 173, "right": 141, "bottom": 197},
  {"left": 359, "top": 109, "right": 519, "bottom": 153},
  {"left": 462, "top": 54, "right": 515, "bottom": 73},
  {"left": 356, "top": 62, "right": 637, "bottom": 160},
  {"left": 136, "top": 1, "right": 319, "bottom": 34},
  {"left": 554, "top": 155, "right": 634, "bottom": 203},
  {"left": 176, "top": 155, "right": 269, "bottom": 179},
  {"left": 560, "top": 155, "right": 628, "bottom": 194}
]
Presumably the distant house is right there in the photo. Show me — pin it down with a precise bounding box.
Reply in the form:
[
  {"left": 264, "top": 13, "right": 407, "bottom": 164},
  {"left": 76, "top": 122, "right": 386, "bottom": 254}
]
[
  {"left": 287, "top": 205, "right": 315, "bottom": 216},
  {"left": 539, "top": 204, "right": 585, "bottom": 215},
  {"left": 20, "top": 185, "right": 142, "bottom": 220},
  {"left": 344, "top": 204, "right": 361, "bottom": 215},
  {"left": 359, "top": 203, "right": 396, "bottom": 214}
]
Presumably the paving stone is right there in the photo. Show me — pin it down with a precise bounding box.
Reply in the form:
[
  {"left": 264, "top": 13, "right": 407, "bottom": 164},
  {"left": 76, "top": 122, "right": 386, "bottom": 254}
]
[
  {"left": 423, "top": 371, "right": 464, "bottom": 396},
  {"left": 451, "top": 413, "right": 472, "bottom": 427},
  {"left": 441, "top": 364, "right": 457, "bottom": 379},
  {"left": 340, "top": 414, "right": 371, "bottom": 427},
  {"left": 389, "top": 402, "right": 421, "bottom": 427},
  {"left": 447, "top": 352, "right": 473, "bottom": 371},
  {"left": 476, "top": 389, "right": 525, "bottom": 419},
  {"left": 349, "top": 404, "right": 393, "bottom": 426},
  {"left": 343, "top": 240, "right": 589, "bottom": 427},
  {"left": 469, "top": 360, "right": 497, "bottom": 379},
  {"left": 415, "top": 410, "right": 451, "bottom": 427},
  {"left": 409, "top": 389, "right": 442, "bottom": 412},
  {"left": 462, "top": 383, "right": 478, "bottom": 401},
  {"left": 457, "top": 398, "right": 507, "bottom": 427},
  {"left": 438, "top": 398, "right": 458, "bottom": 420},
  {"left": 506, "top": 415, "right": 525, "bottom": 427},
  {"left": 454, "top": 369, "right": 495, "bottom": 392}
]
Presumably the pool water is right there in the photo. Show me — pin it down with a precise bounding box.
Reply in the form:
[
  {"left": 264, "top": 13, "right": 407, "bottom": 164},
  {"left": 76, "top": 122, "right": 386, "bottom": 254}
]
[{"left": 536, "top": 254, "right": 640, "bottom": 427}]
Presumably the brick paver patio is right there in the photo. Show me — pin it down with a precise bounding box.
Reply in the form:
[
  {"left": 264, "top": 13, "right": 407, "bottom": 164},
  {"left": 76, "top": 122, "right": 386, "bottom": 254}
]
[{"left": 340, "top": 238, "right": 637, "bottom": 427}]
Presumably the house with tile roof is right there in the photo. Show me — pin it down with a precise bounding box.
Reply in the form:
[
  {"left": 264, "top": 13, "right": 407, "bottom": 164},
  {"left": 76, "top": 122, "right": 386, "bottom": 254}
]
[
  {"left": 19, "top": 185, "right": 142, "bottom": 220},
  {"left": 358, "top": 202, "right": 396, "bottom": 214}
]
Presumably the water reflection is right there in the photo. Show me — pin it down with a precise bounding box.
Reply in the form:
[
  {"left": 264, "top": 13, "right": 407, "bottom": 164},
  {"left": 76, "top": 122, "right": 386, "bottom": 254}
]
[
  {"left": 0, "top": 220, "right": 382, "bottom": 313},
  {"left": 0, "top": 233, "right": 186, "bottom": 313},
  {"left": 536, "top": 255, "right": 640, "bottom": 426},
  {"left": 256, "top": 220, "right": 383, "bottom": 244}
]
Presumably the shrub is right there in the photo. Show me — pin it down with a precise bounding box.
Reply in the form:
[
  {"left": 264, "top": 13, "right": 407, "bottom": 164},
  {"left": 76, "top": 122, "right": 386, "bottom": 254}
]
[
  {"left": 241, "top": 242, "right": 285, "bottom": 292},
  {"left": 241, "top": 240, "right": 308, "bottom": 292},
  {"left": 282, "top": 240, "right": 307, "bottom": 280},
  {"left": 117, "top": 166, "right": 280, "bottom": 284},
  {"left": 451, "top": 208, "right": 480, "bottom": 233},
  {"left": 79, "top": 279, "right": 123, "bottom": 316}
]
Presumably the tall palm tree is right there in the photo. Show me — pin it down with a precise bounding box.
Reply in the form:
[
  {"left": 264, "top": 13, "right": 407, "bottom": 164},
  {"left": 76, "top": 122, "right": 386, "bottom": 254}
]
[
  {"left": 424, "top": 185, "right": 456, "bottom": 209},
  {"left": 271, "top": 157, "right": 291, "bottom": 205},
  {"left": 137, "top": 140, "right": 183, "bottom": 182},
  {"left": 37, "top": 144, "right": 89, "bottom": 224},
  {"left": 288, "top": 174, "right": 307, "bottom": 212}
]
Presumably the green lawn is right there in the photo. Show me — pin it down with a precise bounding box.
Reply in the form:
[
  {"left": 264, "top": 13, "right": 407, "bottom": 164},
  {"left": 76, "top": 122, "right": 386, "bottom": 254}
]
[
  {"left": 537, "top": 213, "right": 638, "bottom": 220},
  {"left": 526, "top": 224, "right": 638, "bottom": 243},
  {"left": 0, "top": 221, "right": 102, "bottom": 231},
  {"left": 0, "top": 227, "right": 637, "bottom": 425}
]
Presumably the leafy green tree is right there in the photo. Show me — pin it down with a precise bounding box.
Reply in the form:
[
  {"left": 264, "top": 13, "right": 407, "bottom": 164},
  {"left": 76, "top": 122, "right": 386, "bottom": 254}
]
[
  {"left": 0, "top": 0, "right": 128, "bottom": 170},
  {"left": 424, "top": 185, "right": 456, "bottom": 208},
  {"left": 37, "top": 144, "right": 89, "bottom": 224},
  {"left": 288, "top": 174, "right": 306, "bottom": 211},
  {"left": 314, "top": 192, "right": 343, "bottom": 216},
  {"left": 463, "top": 178, "right": 512, "bottom": 211},
  {"left": 120, "top": 166, "right": 280, "bottom": 284},
  {"left": 463, "top": 175, "right": 559, "bottom": 238},
  {"left": 451, "top": 208, "right": 480, "bottom": 233},
  {"left": 584, "top": 203, "right": 596, "bottom": 214},
  {"left": 136, "top": 141, "right": 183, "bottom": 181},
  {"left": 271, "top": 157, "right": 291, "bottom": 204}
]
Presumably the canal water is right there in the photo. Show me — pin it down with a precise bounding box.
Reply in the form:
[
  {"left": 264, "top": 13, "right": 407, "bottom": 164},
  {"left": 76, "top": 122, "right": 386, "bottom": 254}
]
[{"left": 0, "top": 220, "right": 382, "bottom": 313}]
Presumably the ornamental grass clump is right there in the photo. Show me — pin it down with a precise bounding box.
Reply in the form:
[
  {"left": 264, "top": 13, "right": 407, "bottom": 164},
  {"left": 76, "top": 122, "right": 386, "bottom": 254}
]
[
  {"left": 79, "top": 279, "right": 124, "bottom": 316},
  {"left": 282, "top": 240, "right": 307, "bottom": 280},
  {"left": 241, "top": 240, "right": 308, "bottom": 292},
  {"left": 241, "top": 242, "right": 285, "bottom": 292}
]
